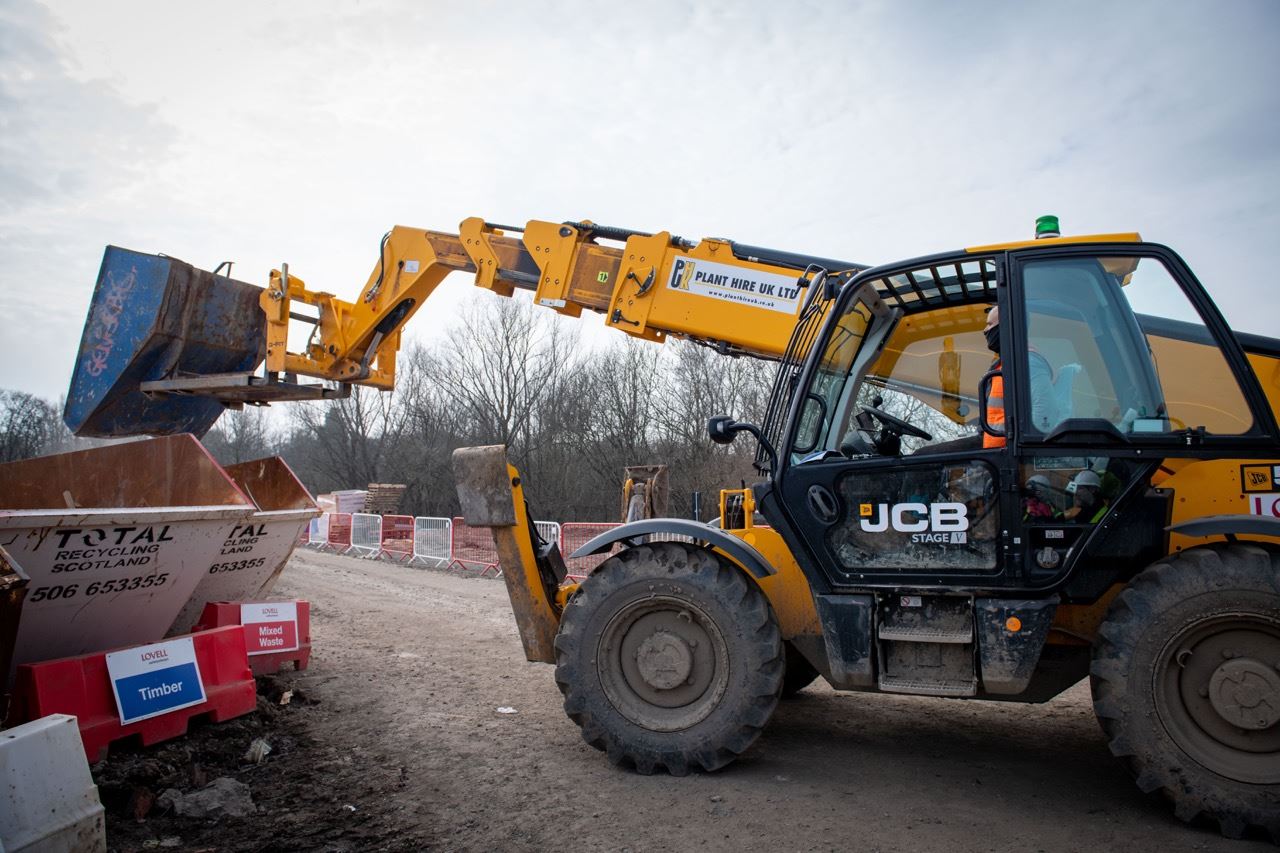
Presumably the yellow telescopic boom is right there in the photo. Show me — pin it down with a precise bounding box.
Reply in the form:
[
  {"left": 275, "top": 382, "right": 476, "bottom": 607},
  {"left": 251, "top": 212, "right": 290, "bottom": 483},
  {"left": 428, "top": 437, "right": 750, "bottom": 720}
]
[
  {"left": 260, "top": 218, "right": 860, "bottom": 389},
  {"left": 67, "top": 218, "right": 863, "bottom": 437}
]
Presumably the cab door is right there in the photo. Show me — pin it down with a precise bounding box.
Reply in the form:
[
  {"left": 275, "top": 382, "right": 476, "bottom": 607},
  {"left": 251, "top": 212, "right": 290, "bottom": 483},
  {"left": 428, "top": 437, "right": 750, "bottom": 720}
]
[{"left": 770, "top": 254, "right": 1020, "bottom": 593}]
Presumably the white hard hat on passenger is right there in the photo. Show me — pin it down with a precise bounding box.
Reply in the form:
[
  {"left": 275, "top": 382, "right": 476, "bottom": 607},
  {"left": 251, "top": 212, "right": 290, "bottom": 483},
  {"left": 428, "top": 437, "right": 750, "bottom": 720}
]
[{"left": 1067, "top": 469, "right": 1102, "bottom": 493}]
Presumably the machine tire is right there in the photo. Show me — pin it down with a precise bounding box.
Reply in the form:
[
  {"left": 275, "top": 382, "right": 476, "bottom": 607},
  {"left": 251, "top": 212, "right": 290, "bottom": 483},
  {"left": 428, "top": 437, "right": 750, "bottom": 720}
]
[
  {"left": 781, "top": 643, "right": 820, "bottom": 698},
  {"left": 1090, "top": 543, "right": 1280, "bottom": 841},
  {"left": 554, "top": 542, "right": 783, "bottom": 775}
]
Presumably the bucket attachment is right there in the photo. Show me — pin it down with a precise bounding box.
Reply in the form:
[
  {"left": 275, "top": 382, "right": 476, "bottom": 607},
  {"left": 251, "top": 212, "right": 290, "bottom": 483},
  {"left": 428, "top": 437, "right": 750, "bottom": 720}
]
[{"left": 64, "top": 247, "right": 267, "bottom": 438}]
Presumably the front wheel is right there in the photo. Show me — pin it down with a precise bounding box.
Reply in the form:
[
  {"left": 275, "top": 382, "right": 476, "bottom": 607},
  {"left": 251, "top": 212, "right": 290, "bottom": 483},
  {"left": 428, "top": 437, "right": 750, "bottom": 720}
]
[
  {"left": 554, "top": 542, "right": 783, "bottom": 775},
  {"left": 1091, "top": 543, "right": 1280, "bottom": 840}
]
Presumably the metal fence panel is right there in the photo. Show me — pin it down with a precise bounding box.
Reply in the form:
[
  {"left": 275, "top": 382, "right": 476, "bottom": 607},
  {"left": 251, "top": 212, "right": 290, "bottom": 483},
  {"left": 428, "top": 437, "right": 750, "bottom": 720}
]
[
  {"left": 534, "top": 520, "right": 561, "bottom": 550},
  {"left": 379, "top": 514, "right": 415, "bottom": 561},
  {"left": 560, "top": 522, "right": 620, "bottom": 580},
  {"left": 308, "top": 513, "right": 330, "bottom": 547},
  {"left": 325, "top": 513, "right": 352, "bottom": 552},
  {"left": 411, "top": 517, "right": 453, "bottom": 567},
  {"left": 449, "top": 517, "right": 500, "bottom": 576},
  {"left": 350, "top": 512, "right": 383, "bottom": 558}
]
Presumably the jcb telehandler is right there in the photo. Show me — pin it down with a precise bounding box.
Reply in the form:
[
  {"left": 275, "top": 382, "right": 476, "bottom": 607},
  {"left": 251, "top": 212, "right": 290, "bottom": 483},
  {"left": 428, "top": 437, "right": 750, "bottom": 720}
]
[{"left": 67, "top": 216, "right": 1280, "bottom": 838}]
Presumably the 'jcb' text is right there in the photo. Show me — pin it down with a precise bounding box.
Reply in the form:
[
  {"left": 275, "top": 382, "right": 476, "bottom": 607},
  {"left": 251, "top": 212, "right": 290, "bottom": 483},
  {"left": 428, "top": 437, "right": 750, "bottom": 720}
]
[{"left": 859, "top": 502, "right": 969, "bottom": 544}]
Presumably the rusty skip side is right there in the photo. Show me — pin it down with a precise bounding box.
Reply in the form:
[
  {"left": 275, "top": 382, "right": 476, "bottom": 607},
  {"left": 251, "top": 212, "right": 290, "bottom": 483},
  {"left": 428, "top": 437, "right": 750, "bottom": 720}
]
[
  {"left": 0, "top": 545, "right": 29, "bottom": 719},
  {"left": 0, "top": 435, "right": 248, "bottom": 513},
  {"left": 452, "top": 446, "right": 559, "bottom": 663}
]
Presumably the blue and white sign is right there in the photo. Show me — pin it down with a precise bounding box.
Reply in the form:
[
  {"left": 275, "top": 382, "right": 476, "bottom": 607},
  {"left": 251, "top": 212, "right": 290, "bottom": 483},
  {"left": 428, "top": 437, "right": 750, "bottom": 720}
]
[{"left": 105, "top": 637, "right": 207, "bottom": 725}]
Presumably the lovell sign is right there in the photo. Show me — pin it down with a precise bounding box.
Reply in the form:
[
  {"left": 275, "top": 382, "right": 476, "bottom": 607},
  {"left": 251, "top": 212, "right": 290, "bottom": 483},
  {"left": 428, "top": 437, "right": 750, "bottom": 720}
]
[
  {"left": 242, "top": 601, "right": 300, "bottom": 656},
  {"left": 106, "top": 637, "right": 207, "bottom": 725}
]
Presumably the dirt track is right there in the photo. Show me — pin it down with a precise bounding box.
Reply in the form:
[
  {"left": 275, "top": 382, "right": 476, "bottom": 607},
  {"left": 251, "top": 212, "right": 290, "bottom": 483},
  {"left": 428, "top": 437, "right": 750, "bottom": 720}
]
[{"left": 104, "top": 549, "right": 1274, "bottom": 851}]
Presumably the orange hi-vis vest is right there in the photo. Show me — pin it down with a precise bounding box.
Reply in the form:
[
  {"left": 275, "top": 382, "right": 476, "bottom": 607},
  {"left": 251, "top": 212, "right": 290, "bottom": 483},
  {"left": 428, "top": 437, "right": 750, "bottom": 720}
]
[{"left": 984, "top": 358, "right": 1005, "bottom": 449}]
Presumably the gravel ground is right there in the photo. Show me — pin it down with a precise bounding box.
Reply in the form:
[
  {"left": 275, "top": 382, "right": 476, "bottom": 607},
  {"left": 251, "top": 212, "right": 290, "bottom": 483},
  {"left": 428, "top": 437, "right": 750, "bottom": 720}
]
[{"left": 98, "top": 548, "right": 1274, "bottom": 851}]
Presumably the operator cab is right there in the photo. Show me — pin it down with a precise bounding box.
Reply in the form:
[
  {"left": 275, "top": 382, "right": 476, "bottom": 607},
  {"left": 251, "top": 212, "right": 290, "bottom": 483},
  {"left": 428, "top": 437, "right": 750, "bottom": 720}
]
[{"left": 765, "top": 220, "right": 1274, "bottom": 596}]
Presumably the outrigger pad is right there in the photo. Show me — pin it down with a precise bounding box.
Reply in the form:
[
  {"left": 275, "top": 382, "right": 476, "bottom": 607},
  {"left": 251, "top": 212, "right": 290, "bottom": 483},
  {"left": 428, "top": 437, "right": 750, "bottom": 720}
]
[{"left": 64, "top": 247, "right": 267, "bottom": 438}]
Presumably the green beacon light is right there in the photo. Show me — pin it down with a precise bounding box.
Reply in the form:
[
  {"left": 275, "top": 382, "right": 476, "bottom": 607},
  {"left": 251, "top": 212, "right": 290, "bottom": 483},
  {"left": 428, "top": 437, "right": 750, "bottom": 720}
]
[{"left": 1035, "top": 215, "right": 1061, "bottom": 239}]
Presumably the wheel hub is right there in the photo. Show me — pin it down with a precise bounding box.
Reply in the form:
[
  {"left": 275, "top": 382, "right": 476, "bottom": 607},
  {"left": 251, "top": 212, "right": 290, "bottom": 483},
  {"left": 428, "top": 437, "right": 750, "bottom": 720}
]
[
  {"left": 1156, "top": 615, "right": 1280, "bottom": 784},
  {"left": 597, "top": 595, "right": 730, "bottom": 733},
  {"left": 1208, "top": 658, "right": 1280, "bottom": 730},
  {"left": 635, "top": 630, "right": 694, "bottom": 690}
]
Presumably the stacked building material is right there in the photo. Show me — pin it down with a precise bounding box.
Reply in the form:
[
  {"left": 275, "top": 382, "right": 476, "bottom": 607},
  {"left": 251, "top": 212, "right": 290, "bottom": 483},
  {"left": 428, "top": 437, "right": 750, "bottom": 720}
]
[
  {"left": 316, "top": 490, "right": 367, "bottom": 515},
  {"left": 363, "top": 484, "right": 407, "bottom": 515}
]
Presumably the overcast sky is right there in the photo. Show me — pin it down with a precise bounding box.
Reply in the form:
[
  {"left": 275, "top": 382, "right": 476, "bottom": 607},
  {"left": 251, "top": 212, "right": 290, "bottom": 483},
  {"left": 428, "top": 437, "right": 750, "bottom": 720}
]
[{"left": 2, "top": 0, "right": 1278, "bottom": 404}]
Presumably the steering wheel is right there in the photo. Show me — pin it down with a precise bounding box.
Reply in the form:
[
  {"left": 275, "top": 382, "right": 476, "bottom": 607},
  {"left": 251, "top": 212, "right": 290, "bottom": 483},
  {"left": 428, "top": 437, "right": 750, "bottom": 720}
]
[{"left": 860, "top": 404, "right": 933, "bottom": 441}]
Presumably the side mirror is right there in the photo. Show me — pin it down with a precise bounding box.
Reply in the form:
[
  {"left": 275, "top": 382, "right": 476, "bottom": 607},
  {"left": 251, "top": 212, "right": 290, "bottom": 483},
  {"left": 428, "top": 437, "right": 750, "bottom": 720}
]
[
  {"left": 708, "top": 415, "right": 737, "bottom": 445},
  {"left": 706, "top": 415, "right": 779, "bottom": 474},
  {"left": 978, "top": 369, "right": 1006, "bottom": 438}
]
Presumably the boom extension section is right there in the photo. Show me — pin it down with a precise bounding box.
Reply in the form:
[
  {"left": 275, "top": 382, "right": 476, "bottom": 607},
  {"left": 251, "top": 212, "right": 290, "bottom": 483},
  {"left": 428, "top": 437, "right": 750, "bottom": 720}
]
[
  {"left": 262, "top": 218, "right": 855, "bottom": 385},
  {"left": 66, "top": 218, "right": 863, "bottom": 438}
]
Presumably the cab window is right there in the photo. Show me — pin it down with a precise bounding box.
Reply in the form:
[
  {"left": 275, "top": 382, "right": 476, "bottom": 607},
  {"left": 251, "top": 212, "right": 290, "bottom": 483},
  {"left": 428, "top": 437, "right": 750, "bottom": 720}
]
[
  {"left": 1019, "top": 255, "right": 1254, "bottom": 438},
  {"left": 857, "top": 303, "right": 988, "bottom": 454}
]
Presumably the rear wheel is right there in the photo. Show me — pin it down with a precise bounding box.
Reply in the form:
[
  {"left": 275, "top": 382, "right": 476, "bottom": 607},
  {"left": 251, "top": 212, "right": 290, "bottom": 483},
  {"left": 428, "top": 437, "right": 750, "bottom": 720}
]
[
  {"left": 1091, "top": 543, "right": 1280, "bottom": 840},
  {"left": 554, "top": 542, "right": 783, "bottom": 774}
]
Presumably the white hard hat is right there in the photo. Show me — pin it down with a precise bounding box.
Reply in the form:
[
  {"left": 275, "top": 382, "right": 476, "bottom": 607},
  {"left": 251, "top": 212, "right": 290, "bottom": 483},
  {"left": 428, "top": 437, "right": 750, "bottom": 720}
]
[
  {"left": 1067, "top": 469, "right": 1102, "bottom": 493},
  {"left": 1026, "top": 474, "right": 1052, "bottom": 493}
]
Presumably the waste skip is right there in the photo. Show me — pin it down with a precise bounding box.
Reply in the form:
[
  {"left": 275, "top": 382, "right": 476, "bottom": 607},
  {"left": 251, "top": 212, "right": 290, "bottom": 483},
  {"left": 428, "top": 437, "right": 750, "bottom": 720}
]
[
  {"left": 168, "top": 455, "right": 318, "bottom": 635},
  {"left": 0, "top": 434, "right": 254, "bottom": 682},
  {"left": 63, "top": 246, "right": 266, "bottom": 439},
  {"left": 0, "top": 544, "right": 29, "bottom": 718}
]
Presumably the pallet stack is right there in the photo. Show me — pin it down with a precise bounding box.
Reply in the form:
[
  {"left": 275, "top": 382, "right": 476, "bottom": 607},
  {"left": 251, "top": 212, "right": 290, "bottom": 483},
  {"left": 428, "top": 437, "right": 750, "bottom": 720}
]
[{"left": 363, "top": 483, "right": 407, "bottom": 515}]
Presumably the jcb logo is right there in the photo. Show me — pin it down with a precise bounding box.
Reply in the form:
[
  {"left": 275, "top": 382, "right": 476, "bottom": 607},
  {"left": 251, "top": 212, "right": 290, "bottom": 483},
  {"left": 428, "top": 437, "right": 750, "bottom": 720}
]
[{"left": 859, "top": 502, "right": 969, "bottom": 544}]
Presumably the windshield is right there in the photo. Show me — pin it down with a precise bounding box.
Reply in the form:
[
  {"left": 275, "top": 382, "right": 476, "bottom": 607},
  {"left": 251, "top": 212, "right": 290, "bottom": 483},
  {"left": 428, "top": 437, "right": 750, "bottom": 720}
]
[
  {"left": 790, "top": 257, "right": 1000, "bottom": 462},
  {"left": 790, "top": 287, "right": 886, "bottom": 460}
]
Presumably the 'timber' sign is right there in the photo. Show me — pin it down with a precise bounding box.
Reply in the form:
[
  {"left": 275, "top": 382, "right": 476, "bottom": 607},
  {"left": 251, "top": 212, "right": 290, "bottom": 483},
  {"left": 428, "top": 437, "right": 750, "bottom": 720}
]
[
  {"left": 106, "top": 636, "right": 206, "bottom": 725},
  {"left": 241, "top": 601, "right": 300, "bottom": 656}
]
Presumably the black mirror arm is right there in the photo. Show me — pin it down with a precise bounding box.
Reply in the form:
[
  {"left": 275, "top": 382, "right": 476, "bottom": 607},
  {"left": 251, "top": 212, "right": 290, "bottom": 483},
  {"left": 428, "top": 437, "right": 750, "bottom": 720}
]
[
  {"left": 706, "top": 416, "right": 779, "bottom": 474},
  {"left": 977, "top": 369, "right": 1006, "bottom": 438}
]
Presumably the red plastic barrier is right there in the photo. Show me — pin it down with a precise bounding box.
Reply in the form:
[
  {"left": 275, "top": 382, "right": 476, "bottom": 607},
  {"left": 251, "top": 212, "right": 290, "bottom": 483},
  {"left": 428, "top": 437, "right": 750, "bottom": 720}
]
[
  {"left": 561, "top": 522, "right": 620, "bottom": 580},
  {"left": 10, "top": 626, "right": 256, "bottom": 763},
  {"left": 380, "top": 514, "right": 415, "bottom": 561},
  {"left": 449, "top": 517, "right": 500, "bottom": 576},
  {"left": 193, "top": 601, "right": 311, "bottom": 676},
  {"left": 325, "top": 512, "right": 353, "bottom": 552}
]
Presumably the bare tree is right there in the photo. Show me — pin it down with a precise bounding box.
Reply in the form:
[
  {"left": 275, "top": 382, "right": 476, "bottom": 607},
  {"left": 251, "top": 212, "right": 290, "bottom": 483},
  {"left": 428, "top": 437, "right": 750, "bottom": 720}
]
[
  {"left": 433, "top": 296, "right": 579, "bottom": 450},
  {"left": 203, "top": 406, "right": 278, "bottom": 465},
  {"left": 0, "top": 390, "right": 60, "bottom": 462},
  {"left": 282, "top": 385, "right": 411, "bottom": 493}
]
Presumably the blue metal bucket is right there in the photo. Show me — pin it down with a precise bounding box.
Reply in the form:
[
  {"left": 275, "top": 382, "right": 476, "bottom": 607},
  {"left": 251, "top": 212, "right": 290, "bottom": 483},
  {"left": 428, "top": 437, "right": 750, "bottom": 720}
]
[{"left": 64, "top": 247, "right": 266, "bottom": 437}]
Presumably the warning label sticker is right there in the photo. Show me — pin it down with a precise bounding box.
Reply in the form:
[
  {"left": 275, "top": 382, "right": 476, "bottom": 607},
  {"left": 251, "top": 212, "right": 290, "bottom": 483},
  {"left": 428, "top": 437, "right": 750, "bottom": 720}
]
[{"left": 666, "top": 257, "right": 803, "bottom": 314}]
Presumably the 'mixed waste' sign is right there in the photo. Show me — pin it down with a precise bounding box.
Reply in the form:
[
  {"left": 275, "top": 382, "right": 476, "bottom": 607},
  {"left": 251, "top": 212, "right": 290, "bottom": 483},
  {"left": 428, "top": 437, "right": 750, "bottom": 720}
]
[{"left": 242, "top": 601, "right": 300, "bottom": 655}]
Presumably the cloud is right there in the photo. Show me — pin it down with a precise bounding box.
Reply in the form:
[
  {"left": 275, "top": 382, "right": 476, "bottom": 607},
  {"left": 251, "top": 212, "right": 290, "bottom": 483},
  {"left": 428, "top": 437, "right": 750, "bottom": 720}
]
[
  {"left": 1, "top": 0, "right": 1278, "bottom": 406},
  {"left": 0, "top": 0, "right": 179, "bottom": 398}
]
